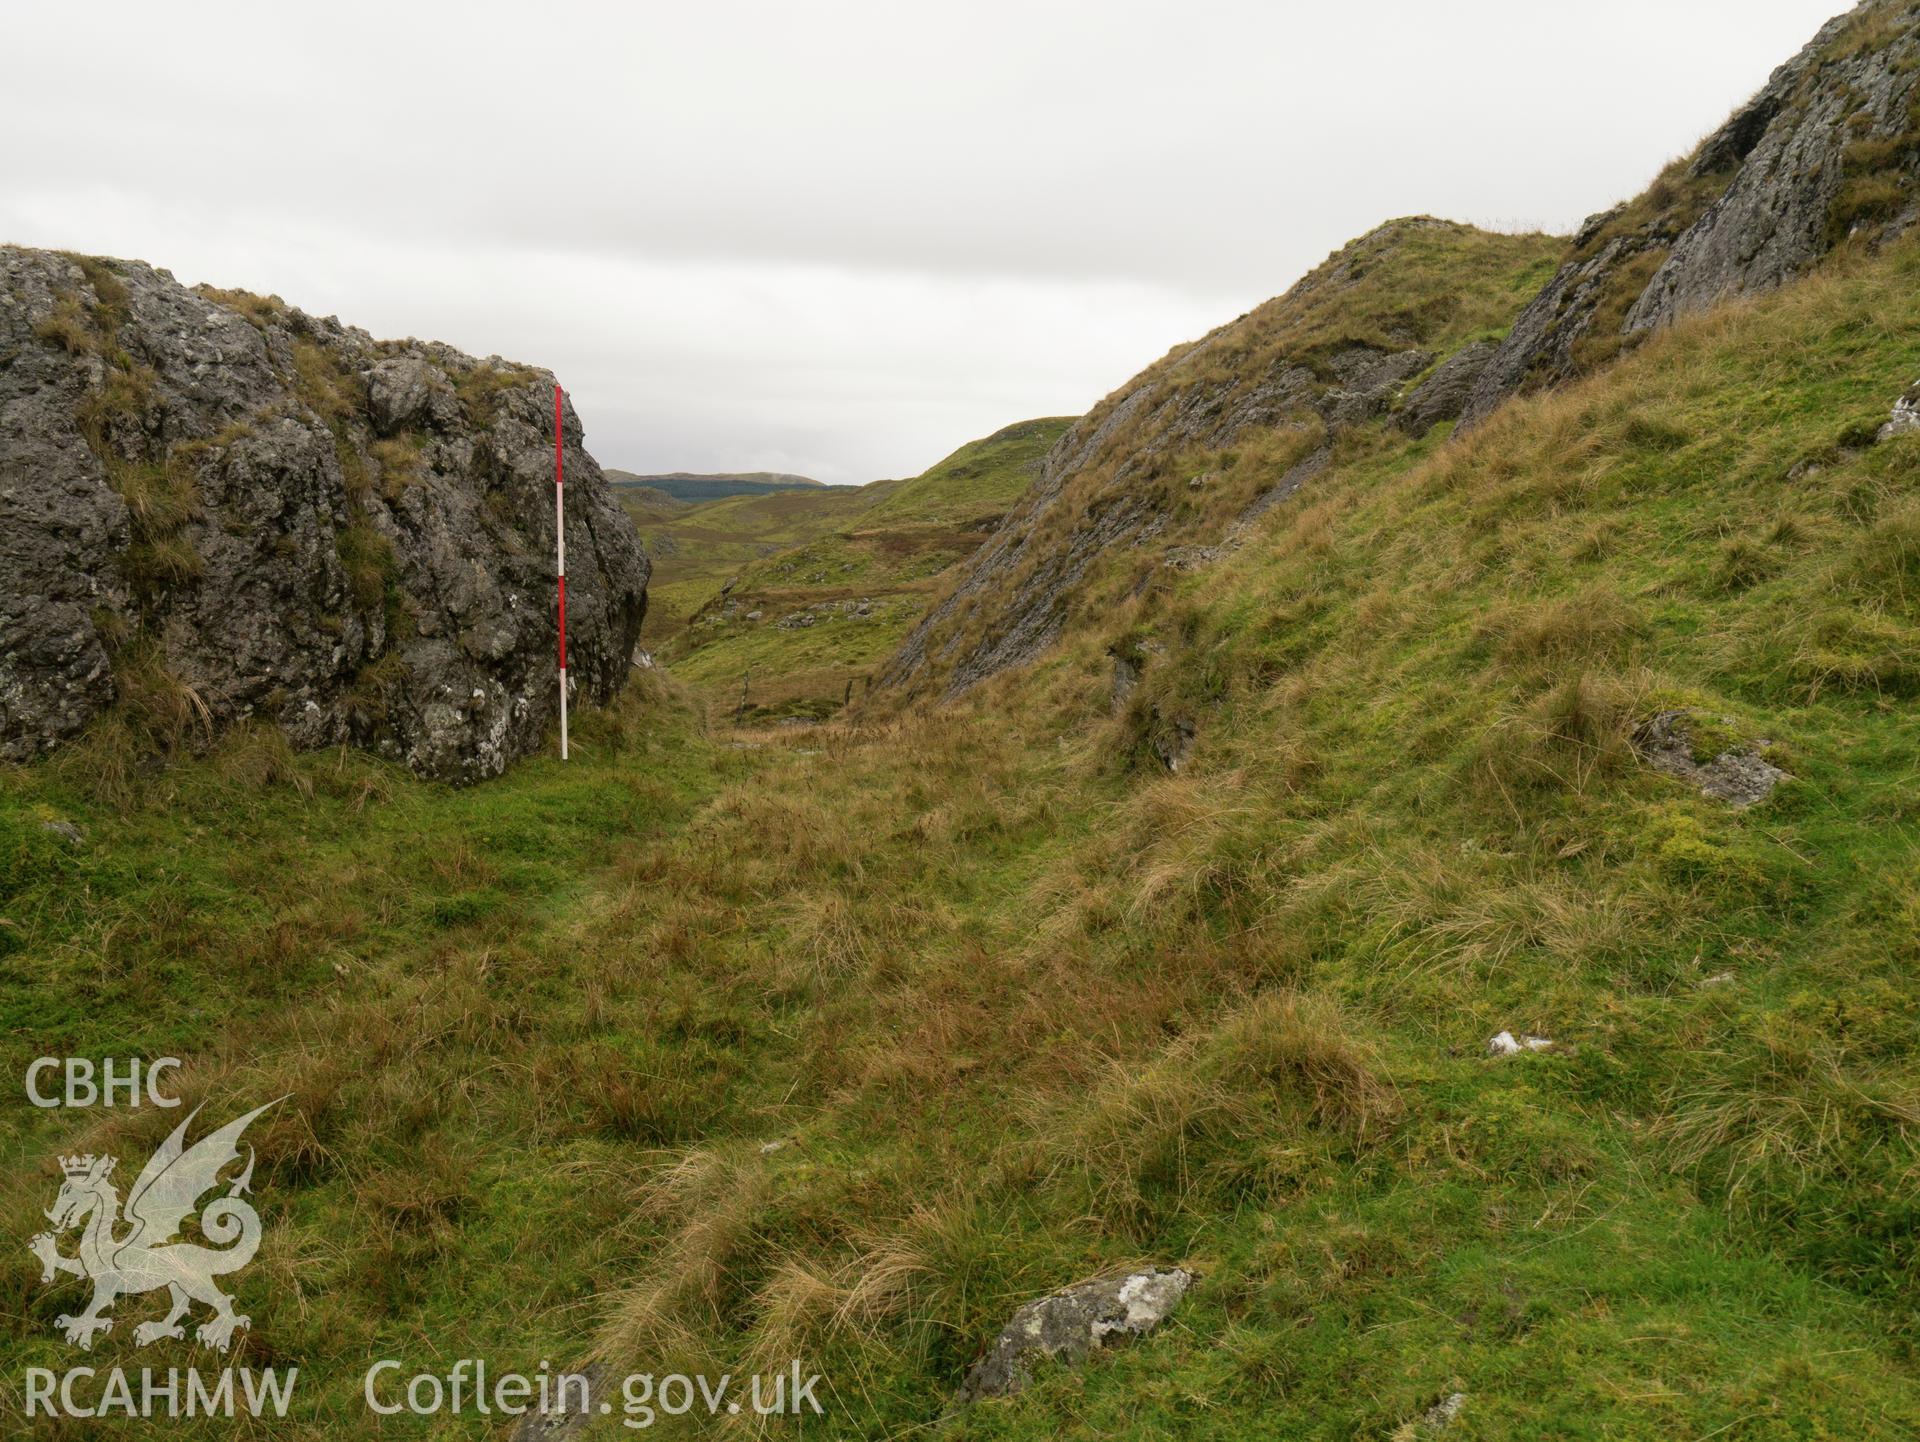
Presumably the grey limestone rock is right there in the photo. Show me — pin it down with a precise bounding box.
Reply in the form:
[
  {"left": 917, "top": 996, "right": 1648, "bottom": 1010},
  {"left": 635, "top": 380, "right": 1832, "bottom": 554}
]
[
  {"left": 0, "top": 247, "right": 648, "bottom": 782},
  {"left": 1631, "top": 711, "right": 1789, "bottom": 808},
  {"left": 958, "top": 1266, "right": 1195, "bottom": 1402},
  {"left": 1879, "top": 378, "right": 1920, "bottom": 439},
  {"left": 1464, "top": 2, "right": 1920, "bottom": 426},
  {"left": 883, "top": 222, "right": 1456, "bottom": 698},
  {"left": 505, "top": 1364, "right": 605, "bottom": 1442},
  {"left": 1397, "top": 341, "right": 1499, "bottom": 436}
]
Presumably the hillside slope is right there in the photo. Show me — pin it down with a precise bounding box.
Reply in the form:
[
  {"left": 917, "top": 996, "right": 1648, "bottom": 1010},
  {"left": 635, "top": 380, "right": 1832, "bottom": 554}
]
[
  {"left": 625, "top": 483, "right": 872, "bottom": 646},
  {"left": 7, "top": 228, "right": 1920, "bottom": 1437},
  {"left": 887, "top": 0, "right": 1920, "bottom": 706},
  {"left": 882, "top": 220, "right": 1561, "bottom": 698},
  {"left": 10, "top": 6, "right": 1920, "bottom": 1438}
]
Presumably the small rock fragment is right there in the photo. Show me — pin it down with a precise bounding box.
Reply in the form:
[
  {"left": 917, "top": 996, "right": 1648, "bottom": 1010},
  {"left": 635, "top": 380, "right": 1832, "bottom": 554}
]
[
  {"left": 506, "top": 1363, "right": 604, "bottom": 1442},
  {"left": 958, "top": 1267, "right": 1195, "bottom": 1402},
  {"left": 1631, "top": 711, "right": 1788, "bottom": 809},
  {"left": 1421, "top": 1392, "right": 1467, "bottom": 1431},
  {"left": 1879, "top": 380, "right": 1920, "bottom": 441},
  {"left": 1486, "top": 1031, "right": 1553, "bottom": 1057}
]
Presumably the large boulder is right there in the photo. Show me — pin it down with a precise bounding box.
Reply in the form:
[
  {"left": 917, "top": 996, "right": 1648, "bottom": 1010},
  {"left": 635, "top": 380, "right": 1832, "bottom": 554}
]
[{"left": 0, "top": 247, "right": 648, "bottom": 782}]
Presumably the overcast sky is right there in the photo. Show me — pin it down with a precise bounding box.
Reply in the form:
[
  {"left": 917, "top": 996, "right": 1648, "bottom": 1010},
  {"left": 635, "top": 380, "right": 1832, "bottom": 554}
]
[{"left": 2, "top": 1, "right": 1850, "bottom": 484}]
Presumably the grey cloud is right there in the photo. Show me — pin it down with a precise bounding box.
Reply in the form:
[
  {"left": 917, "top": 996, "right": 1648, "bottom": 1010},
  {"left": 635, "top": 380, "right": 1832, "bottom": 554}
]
[{"left": 0, "top": 0, "right": 1847, "bottom": 479}]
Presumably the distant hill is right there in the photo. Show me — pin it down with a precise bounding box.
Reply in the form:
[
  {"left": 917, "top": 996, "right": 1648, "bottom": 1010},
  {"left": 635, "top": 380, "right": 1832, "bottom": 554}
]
[
  {"left": 616, "top": 485, "right": 693, "bottom": 527},
  {"left": 605, "top": 469, "right": 826, "bottom": 502},
  {"left": 646, "top": 417, "right": 1075, "bottom": 718}
]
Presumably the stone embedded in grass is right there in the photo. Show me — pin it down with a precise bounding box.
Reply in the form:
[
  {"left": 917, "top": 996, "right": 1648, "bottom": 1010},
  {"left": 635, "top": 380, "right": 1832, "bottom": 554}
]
[
  {"left": 1412, "top": 1391, "right": 1467, "bottom": 1434},
  {"left": 1153, "top": 714, "right": 1197, "bottom": 773},
  {"left": 1878, "top": 379, "right": 1920, "bottom": 441},
  {"left": 39, "top": 819, "right": 86, "bottom": 847},
  {"left": 957, "top": 1266, "right": 1195, "bottom": 1402},
  {"left": 506, "top": 1362, "right": 603, "bottom": 1442},
  {"left": 1486, "top": 1031, "right": 1552, "bottom": 1056},
  {"left": 1631, "top": 711, "right": 1788, "bottom": 809},
  {"left": 1108, "top": 646, "right": 1143, "bottom": 713}
]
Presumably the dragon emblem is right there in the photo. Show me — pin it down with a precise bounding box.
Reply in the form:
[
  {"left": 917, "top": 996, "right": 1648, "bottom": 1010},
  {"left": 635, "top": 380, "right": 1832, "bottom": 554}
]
[{"left": 28, "top": 1099, "right": 281, "bottom": 1351}]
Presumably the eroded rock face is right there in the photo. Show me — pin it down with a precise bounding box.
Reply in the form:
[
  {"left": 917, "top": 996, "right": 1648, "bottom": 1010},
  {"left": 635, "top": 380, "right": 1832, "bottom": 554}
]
[
  {"left": 1464, "top": 1, "right": 1920, "bottom": 426},
  {"left": 1396, "top": 341, "right": 1498, "bottom": 436},
  {"left": 1625, "top": 6, "right": 1919, "bottom": 331},
  {"left": 1458, "top": 223, "right": 1681, "bottom": 424},
  {"left": 958, "top": 1267, "right": 1195, "bottom": 1402},
  {"left": 0, "top": 247, "right": 648, "bottom": 781}
]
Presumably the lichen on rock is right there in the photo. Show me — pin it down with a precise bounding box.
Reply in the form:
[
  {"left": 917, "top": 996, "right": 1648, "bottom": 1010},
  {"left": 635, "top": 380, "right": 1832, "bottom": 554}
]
[
  {"left": 1631, "top": 711, "right": 1789, "bottom": 809},
  {"left": 958, "top": 1266, "right": 1196, "bottom": 1402},
  {"left": 0, "top": 246, "right": 649, "bottom": 782}
]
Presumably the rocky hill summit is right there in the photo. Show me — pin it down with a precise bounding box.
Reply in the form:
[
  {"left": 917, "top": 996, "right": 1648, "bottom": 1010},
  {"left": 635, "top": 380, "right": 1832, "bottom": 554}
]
[
  {"left": 0, "top": 247, "right": 648, "bottom": 781},
  {"left": 881, "top": 220, "right": 1560, "bottom": 697},
  {"left": 1461, "top": 0, "right": 1920, "bottom": 422},
  {"left": 884, "top": 0, "right": 1920, "bottom": 702}
]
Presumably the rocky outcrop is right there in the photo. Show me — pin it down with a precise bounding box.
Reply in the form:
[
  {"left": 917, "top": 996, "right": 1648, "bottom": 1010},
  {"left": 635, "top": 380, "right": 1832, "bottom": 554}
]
[
  {"left": 1625, "top": 5, "right": 1920, "bottom": 330},
  {"left": 1464, "top": 1, "right": 1920, "bottom": 425},
  {"left": 1457, "top": 221, "right": 1680, "bottom": 423},
  {"left": 958, "top": 1267, "right": 1195, "bottom": 1402},
  {"left": 1396, "top": 341, "right": 1498, "bottom": 436},
  {"left": 883, "top": 221, "right": 1557, "bottom": 698},
  {"left": 0, "top": 247, "right": 648, "bottom": 781},
  {"left": 1631, "top": 711, "right": 1789, "bottom": 808}
]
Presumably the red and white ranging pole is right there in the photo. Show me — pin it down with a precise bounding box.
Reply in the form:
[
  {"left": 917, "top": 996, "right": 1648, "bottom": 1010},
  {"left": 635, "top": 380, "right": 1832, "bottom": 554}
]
[{"left": 554, "top": 383, "right": 569, "bottom": 761}]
